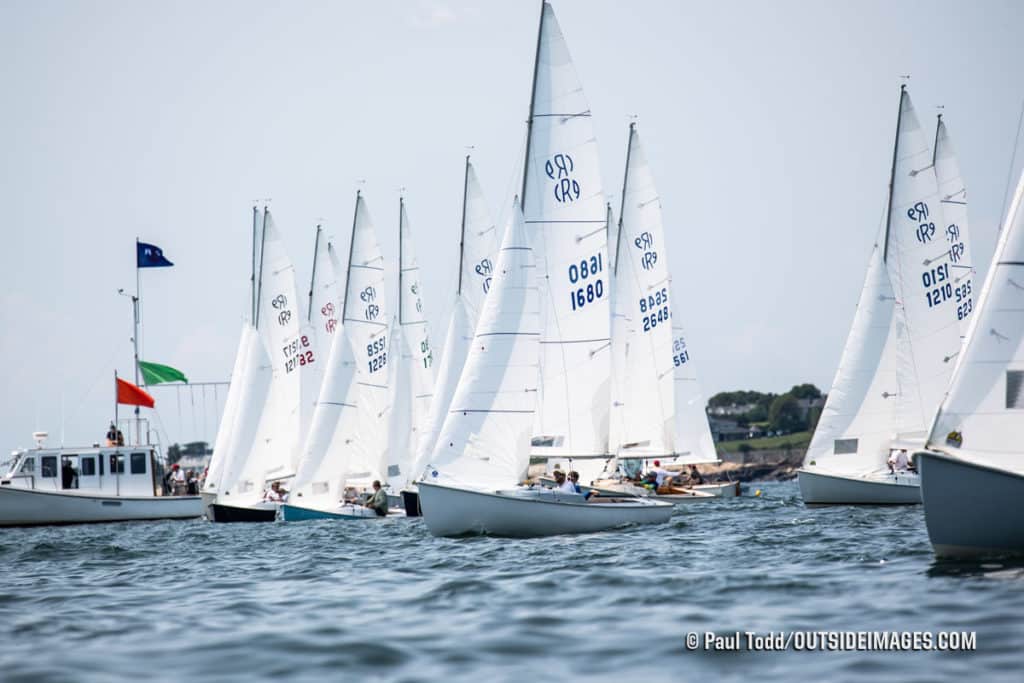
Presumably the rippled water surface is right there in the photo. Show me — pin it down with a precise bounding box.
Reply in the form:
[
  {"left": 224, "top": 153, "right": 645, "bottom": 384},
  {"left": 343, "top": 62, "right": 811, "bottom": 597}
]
[{"left": 1, "top": 481, "right": 1021, "bottom": 682}]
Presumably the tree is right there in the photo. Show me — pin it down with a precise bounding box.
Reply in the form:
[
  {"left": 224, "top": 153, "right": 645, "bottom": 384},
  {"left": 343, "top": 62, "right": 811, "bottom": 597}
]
[
  {"left": 789, "top": 383, "right": 822, "bottom": 400},
  {"left": 167, "top": 443, "right": 181, "bottom": 464},
  {"left": 769, "top": 394, "right": 804, "bottom": 433}
]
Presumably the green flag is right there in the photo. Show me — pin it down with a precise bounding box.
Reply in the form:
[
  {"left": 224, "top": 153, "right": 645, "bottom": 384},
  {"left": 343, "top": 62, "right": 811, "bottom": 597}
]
[{"left": 138, "top": 360, "right": 188, "bottom": 385}]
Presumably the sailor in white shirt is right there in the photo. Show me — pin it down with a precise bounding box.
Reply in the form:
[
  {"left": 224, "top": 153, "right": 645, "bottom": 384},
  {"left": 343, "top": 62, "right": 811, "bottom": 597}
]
[
  {"left": 650, "top": 460, "right": 673, "bottom": 487},
  {"left": 552, "top": 469, "right": 576, "bottom": 493}
]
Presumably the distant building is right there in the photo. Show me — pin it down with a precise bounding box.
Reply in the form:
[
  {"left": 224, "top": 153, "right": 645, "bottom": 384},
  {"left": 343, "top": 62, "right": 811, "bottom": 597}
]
[
  {"left": 708, "top": 418, "right": 752, "bottom": 442},
  {"left": 708, "top": 403, "right": 758, "bottom": 417}
]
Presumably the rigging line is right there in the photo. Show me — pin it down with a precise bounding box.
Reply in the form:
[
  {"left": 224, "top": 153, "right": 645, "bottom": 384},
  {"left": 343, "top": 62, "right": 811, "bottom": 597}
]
[{"left": 999, "top": 95, "right": 1024, "bottom": 233}]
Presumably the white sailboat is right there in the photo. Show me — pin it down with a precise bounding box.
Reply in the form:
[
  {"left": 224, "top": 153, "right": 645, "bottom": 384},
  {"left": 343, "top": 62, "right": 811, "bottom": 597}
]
[
  {"left": 933, "top": 114, "right": 976, "bottom": 338},
  {"left": 404, "top": 157, "right": 499, "bottom": 515},
  {"left": 281, "top": 192, "right": 396, "bottom": 520},
  {"left": 916, "top": 163, "right": 1024, "bottom": 557},
  {"left": 799, "top": 87, "right": 967, "bottom": 505},
  {"left": 210, "top": 208, "right": 313, "bottom": 521},
  {"left": 418, "top": 202, "right": 672, "bottom": 537}
]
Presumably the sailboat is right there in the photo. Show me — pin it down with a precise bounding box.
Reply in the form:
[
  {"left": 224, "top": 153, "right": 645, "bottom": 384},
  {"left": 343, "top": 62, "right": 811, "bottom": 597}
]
[
  {"left": 799, "top": 87, "right": 967, "bottom": 505},
  {"left": 281, "top": 192, "right": 397, "bottom": 520},
  {"left": 417, "top": 203, "right": 672, "bottom": 536},
  {"left": 915, "top": 163, "right": 1024, "bottom": 557},
  {"left": 208, "top": 208, "right": 313, "bottom": 522},
  {"left": 403, "top": 157, "right": 499, "bottom": 515},
  {"left": 567, "top": 123, "right": 725, "bottom": 502}
]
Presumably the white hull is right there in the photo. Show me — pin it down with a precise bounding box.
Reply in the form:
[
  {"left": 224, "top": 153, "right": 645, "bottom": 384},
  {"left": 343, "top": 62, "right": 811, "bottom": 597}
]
[
  {"left": 418, "top": 481, "right": 674, "bottom": 537},
  {"left": 691, "top": 482, "right": 740, "bottom": 498},
  {"left": 201, "top": 491, "right": 217, "bottom": 519},
  {"left": 918, "top": 451, "right": 1024, "bottom": 558},
  {"left": 0, "top": 486, "right": 202, "bottom": 526},
  {"left": 798, "top": 468, "right": 921, "bottom": 505}
]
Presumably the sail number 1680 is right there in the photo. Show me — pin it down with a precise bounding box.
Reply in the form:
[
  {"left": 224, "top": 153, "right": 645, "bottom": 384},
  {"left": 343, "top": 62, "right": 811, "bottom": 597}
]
[{"left": 568, "top": 252, "right": 605, "bottom": 311}]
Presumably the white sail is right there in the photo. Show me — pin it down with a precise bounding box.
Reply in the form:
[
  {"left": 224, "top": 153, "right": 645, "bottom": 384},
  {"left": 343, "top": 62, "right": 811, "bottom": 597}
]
[
  {"left": 223, "top": 210, "right": 307, "bottom": 501},
  {"left": 398, "top": 199, "right": 436, "bottom": 467},
  {"left": 885, "top": 87, "right": 963, "bottom": 444},
  {"left": 386, "top": 319, "right": 411, "bottom": 491},
  {"left": 412, "top": 158, "right": 499, "bottom": 473},
  {"left": 523, "top": 1, "right": 610, "bottom": 458},
  {"left": 303, "top": 226, "right": 342, "bottom": 424},
  {"left": 669, "top": 283, "right": 719, "bottom": 464},
  {"left": 204, "top": 323, "right": 272, "bottom": 496},
  {"left": 609, "top": 124, "right": 674, "bottom": 457},
  {"left": 425, "top": 204, "right": 539, "bottom": 491},
  {"left": 804, "top": 241, "right": 901, "bottom": 474},
  {"left": 926, "top": 166, "right": 1024, "bottom": 471},
  {"left": 932, "top": 115, "right": 976, "bottom": 338},
  {"left": 289, "top": 193, "right": 390, "bottom": 506}
]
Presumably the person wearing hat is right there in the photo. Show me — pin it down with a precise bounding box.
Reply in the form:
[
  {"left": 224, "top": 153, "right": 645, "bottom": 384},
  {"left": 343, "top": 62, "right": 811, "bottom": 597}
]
[{"left": 649, "top": 460, "right": 673, "bottom": 488}]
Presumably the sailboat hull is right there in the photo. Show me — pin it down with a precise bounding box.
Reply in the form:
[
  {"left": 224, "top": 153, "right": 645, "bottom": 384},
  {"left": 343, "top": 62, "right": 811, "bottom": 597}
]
[
  {"left": 918, "top": 451, "right": 1024, "bottom": 557},
  {"left": 0, "top": 486, "right": 201, "bottom": 526},
  {"left": 418, "top": 481, "right": 674, "bottom": 537},
  {"left": 798, "top": 468, "right": 921, "bottom": 505},
  {"left": 208, "top": 501, "right": 277, "bottom": 523},
  {"left": 279, "top": 503, "right": 391, "bottom": 521}
]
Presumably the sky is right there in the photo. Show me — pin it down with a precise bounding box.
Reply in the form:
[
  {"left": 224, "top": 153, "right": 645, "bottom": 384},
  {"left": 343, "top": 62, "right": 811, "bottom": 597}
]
[{"left": 2, "top": 0, "right": 1023, "bottom": 451}]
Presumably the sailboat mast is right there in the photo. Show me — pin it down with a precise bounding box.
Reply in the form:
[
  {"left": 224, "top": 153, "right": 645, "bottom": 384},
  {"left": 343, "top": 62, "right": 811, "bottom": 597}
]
[
  {"left": 398, "top": 196, "right": 405, "bottom": 325},
  {"left": 250, "top": 205, "right": 258, "bottom": 323},
  {"left": 341, "top": 192, "right": 360, "bottom": 320},
  {"left": 254, "top": 207, "right": 269, "bottom": 329},
  {"left": 614, "top": 123, "right": 636, "bottom": 276},
  {"left": 519, "top": 1, "right": 546, "bottom": 205},
  {"left": 132, "top": 238, "right": 142, "bottom": 442},
  {"left": 882, "top": 85, "right": 906, "bottom": 263},
  {"left": 932, "top": 112, "right": 943, "bottom": 167},
  {"left": 308, "top": 224, "right": 322, "bottom": 322},
  {"left": 457, "top": 156, "right": 470, "bottom": 296}
]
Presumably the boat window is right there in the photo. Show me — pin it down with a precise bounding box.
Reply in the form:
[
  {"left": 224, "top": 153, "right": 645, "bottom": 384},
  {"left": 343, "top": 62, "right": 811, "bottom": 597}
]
[
  {"left": 80, "top": 457, "right": 96, "bottom": 476},
  {"left": 110, "top": 454, "right": 124, "bottom": 474},
  {"left": 19, "top": 457, "right": 34, "bottom": 474},
  {"left": 41, "top": 456, "right": 57, "bottom": 478},
  {"left": 130, "top": 452, "right": 147, "bottom": 475},
  {"left": 1007, "top": 370, "right": 1024, "bottom": 408},
  {"left": 834, "top": 438, "right": 858, "bottom": 455},
  {"left": 98, "top": 455, "right": 104, "bottom": 476}
]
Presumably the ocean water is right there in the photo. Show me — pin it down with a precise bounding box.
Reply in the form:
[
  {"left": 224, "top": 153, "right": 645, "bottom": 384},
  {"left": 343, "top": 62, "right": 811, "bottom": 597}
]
[{"left": 0, "top": 481, "right": 1020, "bottom": 683}]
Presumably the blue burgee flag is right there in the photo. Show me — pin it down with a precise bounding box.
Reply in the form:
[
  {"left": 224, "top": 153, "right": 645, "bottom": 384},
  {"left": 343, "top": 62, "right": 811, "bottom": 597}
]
[{"left": 137, "top": 241, "right": 174, "bottom": 268}]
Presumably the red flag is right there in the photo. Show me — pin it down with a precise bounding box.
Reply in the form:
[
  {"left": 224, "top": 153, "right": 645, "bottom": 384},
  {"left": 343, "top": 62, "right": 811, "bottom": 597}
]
[{"left": 117, "top": 378, "right": 155, "bottom": 408}]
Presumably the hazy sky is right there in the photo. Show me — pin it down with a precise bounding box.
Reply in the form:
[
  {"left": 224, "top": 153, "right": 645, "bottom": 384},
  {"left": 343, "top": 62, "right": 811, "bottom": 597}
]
[{"left": 2, "top": 0, "right": 1023, "bottom": 451}]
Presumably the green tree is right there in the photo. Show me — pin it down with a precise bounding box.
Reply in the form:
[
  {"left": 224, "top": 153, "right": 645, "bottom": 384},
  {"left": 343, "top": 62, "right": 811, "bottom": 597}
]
[
  {"left": 769, "top": 394, "right": 804, "bottom": 433},
  {"left": 789, "top": 383, "right": 822, "bottom": 400}
]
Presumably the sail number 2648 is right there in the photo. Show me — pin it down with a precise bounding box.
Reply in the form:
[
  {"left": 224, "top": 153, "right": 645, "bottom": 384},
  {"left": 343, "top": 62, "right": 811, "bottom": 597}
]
[{"left": 568, "top": 252, "right": 604, "bottom": 311}]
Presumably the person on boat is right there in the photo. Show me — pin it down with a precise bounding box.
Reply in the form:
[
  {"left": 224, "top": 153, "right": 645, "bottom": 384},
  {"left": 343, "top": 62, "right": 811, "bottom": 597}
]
[
  {"left": 568, "top": 471, "right": 595, "bottom": 500},
  {"left": 686, "top": 464, "right": 704, "bottom": 485},
  {"left": 364, "top": 480, "right": 388, "bottom": 517},
  {"left": 186, "top": 470, "right": 199, "bottom": 495},
  {"left": 161, "top": 466, "right": 175, "bottom": 495},
  {"left": 105, "top": 423, "right": 118, "bottom": 447},
  {"left": 115, "top": 427, "right": 125, "bottom": 447},
  {"left": 171, "top": 463, "right": 187, "bottom": 495},
  {"left": 650, "top": 460, "right": 673, "bottom": 487},
  {"left": 264, "top": 481, "right": 286, "bottom": 503},
  {"left": 61, "top": 459, "right": 78, "bottom": 489},
  {"left": 887, "top": 449, "right": 910, "bottom": 473},
  {"left": 640, "top": 471, "right": 658, "bottom": 490},
  {"left": 551, "top": 469, "right": 576, "bottom": 494}
]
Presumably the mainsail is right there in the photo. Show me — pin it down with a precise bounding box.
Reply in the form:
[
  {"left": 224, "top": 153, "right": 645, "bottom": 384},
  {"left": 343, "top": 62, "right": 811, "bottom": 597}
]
[
  {"left": 609, "top": 123, "right": 675, "bottom": 457},
  {"left": 523, "top": 1, "right": 610, "bottom": 458},
  {"left": 932, "top": 115, "right": 975, "bottom": 338},
  {"left": 425, "top": 204, "right": 539, "bottom": 491},
  {"left": 412, "top": 158, "right": 499, "bottom": 476}
]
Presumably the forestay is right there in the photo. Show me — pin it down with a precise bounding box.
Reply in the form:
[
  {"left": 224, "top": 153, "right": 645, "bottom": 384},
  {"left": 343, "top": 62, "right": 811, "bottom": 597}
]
[
  {"left": 424, "top": 205, "right": 539, "bottom": 491},
  {"left": 523, "top": 1, "right": 610, "bottom": 458},
  {"left": 927, "top": 168, "right": 1024, "bottom": 472}
]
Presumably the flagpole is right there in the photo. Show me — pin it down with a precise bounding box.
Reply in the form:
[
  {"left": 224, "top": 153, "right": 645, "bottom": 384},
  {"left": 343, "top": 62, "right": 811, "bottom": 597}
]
[
  {"left": 134, "top": 237, "right": 142, "bottom": 445},
  {"left": 114, "top": 370, "right": 119, "bottom": 437}
]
